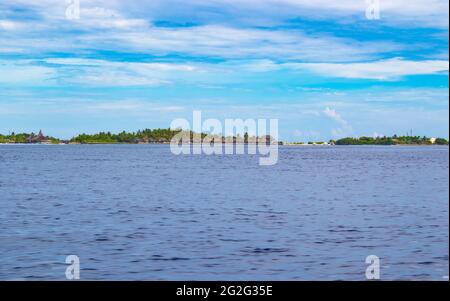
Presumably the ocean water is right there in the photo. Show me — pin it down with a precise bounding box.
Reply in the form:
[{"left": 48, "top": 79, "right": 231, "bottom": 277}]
[{"left": 0, "top": 145, "right": 448, "bottom": 280}]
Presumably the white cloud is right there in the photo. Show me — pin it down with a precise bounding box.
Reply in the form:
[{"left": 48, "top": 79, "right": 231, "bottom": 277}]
[
  {"left": 0, "top": 2, "right": 404, "bottom": 62},
  {"left": 0, "top": 61, "right": 56, "bottom": 85},
  {"left": 2, "top": 57, "right": 448, "bottom": 87},
  {"left": 287, "top": 58, "right": 449, "bottom": 80},
  {"left": 44, "top": 58, "right": 195, "bottom": 71},
  {"left": 2, "top": 0, "right": 448, "bottom": 37},
  {"left": 2, "top": 0, "right": 446, "bottom": 64},
  {"left": 44, "top": 58, "right": 198, "bottom": 86},
  {"left": 0, "top": 20, "right": 24, "bottom": 30},
  {"left": 293, "top": 129, "right": 321, "bottom": 140},
  {"left": 86, "top": 101, "right": 184, "bottom": 113},
  {"left": 323, "top": 107, "right": 353, "bottom": 138},
  {"left": 69, "top": 73, "right": 170, "bottom": 87},
  {"left": 0, "top": 58, "right": 201, "bottom": 87},
  {"left": 118, "top": 0, "right": 449, "bottom": 28},
  {"left": 0, "top": 98, "right": 185, "bottom": 117},
  {"left": 73, "top": 7, "right": 149, "bottom": 29},
  {"left": 98, "top": 25, "right": 401, "bottom": 62},
  {"left": 373, "top": 132, "right": 384, "bottom": 138}
]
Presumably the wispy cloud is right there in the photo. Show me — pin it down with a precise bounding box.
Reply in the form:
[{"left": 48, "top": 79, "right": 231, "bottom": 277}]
[
  {"left": 0, "top": 58, "right": 199, "bottom": 87},
  {"left": 85, "top": 101, "right": 184, "bottom": 113},
  {"left": 323, "top": 107, "right": 353, "bottom": 138},
  {"left": 108, "top": 0, "right": 450, "bottom": 28},
  {"left": 0, "top": 61, "right": 56, "bottom": 85},
  {"left": 4, "top": 57, "right": 447, "bottom": 87},
  {"left": 286, "top": 58, "right": 449, "bottom": 80},
  {"left": 0, "top": 20, "right": 25, "bottom": 30},
  {"left": 0, "top": 22, "right": 403, "bottom": 62}
]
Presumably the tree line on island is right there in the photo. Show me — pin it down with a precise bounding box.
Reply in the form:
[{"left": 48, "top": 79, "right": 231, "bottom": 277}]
[
  {"left": 0, "top": 129, "right": 277, "bottom": 145},
  {"left": 0, "top": 129, "right": 448, "bottom": 145},
  {"left": 332, "top": 135, "right": 448, "bottom": 145}
]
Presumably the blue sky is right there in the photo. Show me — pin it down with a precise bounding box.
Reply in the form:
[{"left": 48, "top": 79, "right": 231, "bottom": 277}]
[{"left": 0, "top": 0, "right": 448, "bottom": 141}]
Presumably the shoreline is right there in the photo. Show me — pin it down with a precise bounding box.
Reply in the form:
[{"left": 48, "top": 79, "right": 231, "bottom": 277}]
[
  {"left": 2, "top": 130, "right": 448, "bottom": 146},
  {"left": 1, "top": 142, "right": 448, "bottom": 147}
]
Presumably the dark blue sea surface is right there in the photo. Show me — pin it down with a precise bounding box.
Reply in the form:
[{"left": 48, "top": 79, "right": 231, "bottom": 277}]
[{"left": 0, "top": 145, "right": 448, "bottom": 280}]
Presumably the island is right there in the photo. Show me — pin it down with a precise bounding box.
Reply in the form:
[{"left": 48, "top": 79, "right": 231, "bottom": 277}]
[
  {"left": 333, "top": 135, "right": 448, "bottom": 146},
  {"left": 1, "top": 130, "right": 448, "bottom": 146},
  {"left": 0, "top": 129, "right": 279, "bottom": 145},
  {"left": 0, "top": 130, "right": 61, "bottom": 144}
]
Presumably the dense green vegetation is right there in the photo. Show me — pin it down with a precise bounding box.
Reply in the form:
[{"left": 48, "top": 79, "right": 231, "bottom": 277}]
[
  {"left": 0, "top": 131, "right": 60, "bottom": 144},
  {"left": 335, "top": 136, "right": 395, "bottom": 145},
  {"left": 69, "top": 129, "right": 273, "bottom": 144},
  {"left": 434, "top": 138, "right": 449, "bottom": 145},
  {"left": 335, "top": 135, "right": 448, "bottom": 145},
  {"left": 70, "top": 128, "right": 192, "bottom": 144}
]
